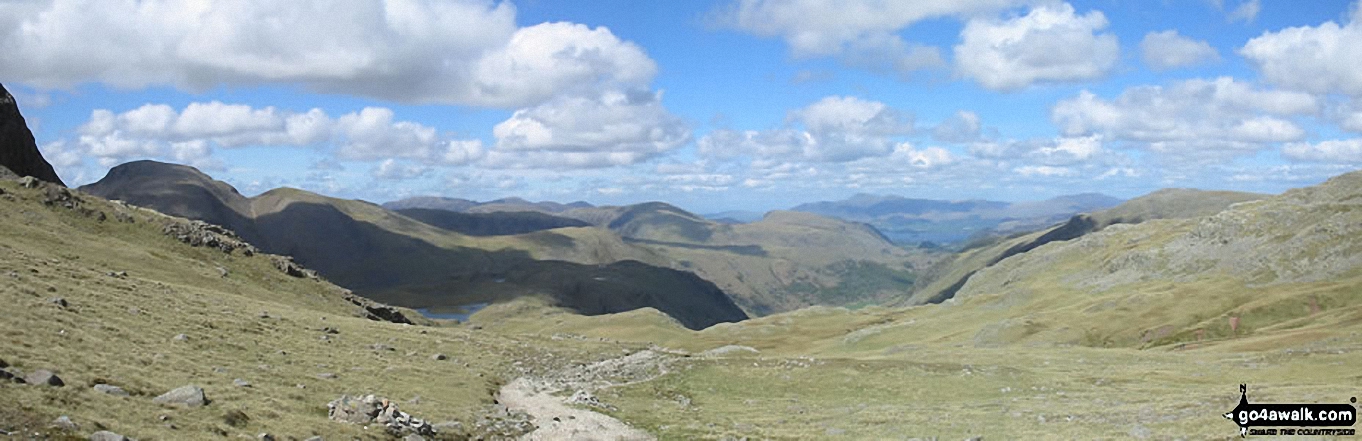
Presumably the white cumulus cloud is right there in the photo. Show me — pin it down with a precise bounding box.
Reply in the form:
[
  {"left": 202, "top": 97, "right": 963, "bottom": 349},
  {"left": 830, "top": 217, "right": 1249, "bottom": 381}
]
[
  {"left": 1240, "top": 9, "right": 1362, "bottom": 96},
  {"left": 485, "top": 89, "right": 690, "bottom": 169},
  {"left": 698, "top": 96, "right": 914, "bottom": 163},
  {"left": 954, "top": 3, "right": 1119, "bottom": 91},
  {"left": 1051, "top": 77, "right": 1318, "bottom": 156},
  {"left": 1282, "top": 139, "right": 1362, "bottom": 163},
  {"left": 713, "top": 0, "right": 1025, "bottom": 75},
  {"left": 1140, "top": 30, "right": 1219, "bottom": 71},
  {"left": 64, "top": 101, "right": 484, "bottom": 171},
  {"left": 0, "top": 1, "right": 656, "bottom": 108}
]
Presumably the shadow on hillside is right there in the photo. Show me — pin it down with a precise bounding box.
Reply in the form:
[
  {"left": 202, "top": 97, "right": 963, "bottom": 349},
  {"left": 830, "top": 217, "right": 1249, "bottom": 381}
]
[{"left": 254, "top": 202, "right": 748, "bottom": 330}]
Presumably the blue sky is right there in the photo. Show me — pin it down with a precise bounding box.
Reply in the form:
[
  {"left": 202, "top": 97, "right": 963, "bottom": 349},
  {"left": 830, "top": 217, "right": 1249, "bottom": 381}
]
[{"left": 5, "top": 0, "right": 1362, "bottom": 213}]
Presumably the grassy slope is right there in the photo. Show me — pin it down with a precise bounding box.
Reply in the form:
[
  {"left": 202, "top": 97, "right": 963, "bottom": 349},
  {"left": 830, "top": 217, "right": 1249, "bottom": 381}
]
[{"left": 0, "top": 180, "right": 634, "bottom": 440}]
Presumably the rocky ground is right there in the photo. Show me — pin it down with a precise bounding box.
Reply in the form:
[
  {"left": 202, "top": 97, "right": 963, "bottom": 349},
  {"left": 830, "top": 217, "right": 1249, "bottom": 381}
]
[{"left": 498, "top": 349, "right": 675, "bottom": 441}]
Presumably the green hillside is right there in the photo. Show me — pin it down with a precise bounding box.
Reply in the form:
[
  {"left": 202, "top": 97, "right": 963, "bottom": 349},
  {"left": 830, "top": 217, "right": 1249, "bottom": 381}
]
[
  {"left": 907, "top": 188, "right": 1269, "bottom": 305},
  {"left": 0, "top": 175, "right": 644, "bottom": 440}
]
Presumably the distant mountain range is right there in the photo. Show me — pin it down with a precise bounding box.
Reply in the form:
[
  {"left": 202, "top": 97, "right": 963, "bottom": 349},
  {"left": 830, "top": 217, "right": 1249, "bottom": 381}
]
[
  {"left": 790, "top": 192, "right": 1124, "bottom": 245},
  {"left": 82, "top": 161, "right": 747, "bottom": 330},
  {"left": 82, "top": 161, "right": 945, "bottom": 320},
  {"left": 393, "top": 196, "right": 933, "bottom": 316}
]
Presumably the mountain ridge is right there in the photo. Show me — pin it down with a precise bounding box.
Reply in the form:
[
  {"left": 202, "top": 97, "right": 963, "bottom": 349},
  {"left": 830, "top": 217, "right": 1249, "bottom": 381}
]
[{"left": 81, "top": 160, "right": 747, "bottom": 330}]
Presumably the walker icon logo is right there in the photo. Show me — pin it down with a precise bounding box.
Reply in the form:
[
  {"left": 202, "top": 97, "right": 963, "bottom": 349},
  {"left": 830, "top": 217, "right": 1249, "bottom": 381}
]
[{"left": 1223, "top": 384, "right": 1357, "bottom": 437}]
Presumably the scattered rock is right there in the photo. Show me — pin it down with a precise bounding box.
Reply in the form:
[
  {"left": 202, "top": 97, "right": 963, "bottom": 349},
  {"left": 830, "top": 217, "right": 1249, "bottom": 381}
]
[
  {"left": 303, "top": 437, "right": 324, "bottom": 441},
  {"left": 152, "top": 385, "right": 207, "bottom": 407},
  {"left": 107, "top": 271, "right": 128, "bottom": 278},
  {"left": 51, "top": 415, "right": 77, "bottom": 431},
  {"left": 19, "top": 176, "right": 38, "bottom": 188},
  {"left": 321, "top": 326, "right": 339, "bottom": 334},
  {"left": 0, "top": 358, "right": 6, "bottom": 368},
  {"left": 24, "top": 369, "right": 64, "bottom": 387},
  {"left": 233, "top": 378, "right": 251, "bottom": 388},
  {"left": 327, "top": 394, "right": 435, "bottom": 437},
  {"left": 257, "top": 434, "right": 275, "bottom": 441},
  {"left": 88, "top": 431, "right": 131, "bottom": 441},
  {"left": 0, "top": 368, "right": 22, "bottom": 383},
  {"left": 326, "top": 395, "right": 381, "bottom": 424},
  {"left": 257, "top": 311, "right": 270, "bottom": 319},
  {"left": 48, "top": 297, "right": 68, "bottom": 308},
  {"left": 94, "top": 384, "right": 130, "bottom": 396},
  {"left": 566, "top": 390, "right": 617, "bottom": 411},
  {"left": 172, "top": 334, "right": 188, "bottom": 342},
  {"left": 215, "top": 266, "right": 229, "bottom": 278},
  {"left": 42, "top": 185, "right": 80, "bottom": 209},
  {"left": 371, "top": 343, "right": 395, "bottom": 352},
  {"left": 316, "top": 373, "right": 337, "bottom": 380},
  {"left": 431, "top": 353, "right": 447, "bottom": 361}
]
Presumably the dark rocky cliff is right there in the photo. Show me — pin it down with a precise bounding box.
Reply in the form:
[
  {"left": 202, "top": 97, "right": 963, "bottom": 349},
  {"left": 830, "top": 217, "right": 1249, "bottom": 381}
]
[{"left": 0, "top": 83, "right": 65, "bottom": 186}]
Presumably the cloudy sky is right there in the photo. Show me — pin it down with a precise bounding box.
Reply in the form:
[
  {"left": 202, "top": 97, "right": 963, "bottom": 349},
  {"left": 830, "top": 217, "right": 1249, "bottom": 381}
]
[{"left": 5, "top": 0, "right": 1362, "bottom": 213}]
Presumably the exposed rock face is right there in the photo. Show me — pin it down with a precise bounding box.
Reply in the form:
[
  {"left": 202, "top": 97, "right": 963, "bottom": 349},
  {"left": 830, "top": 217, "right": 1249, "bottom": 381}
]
[{"left": 0, "top": 83, "right": 64, "bottom": 186}]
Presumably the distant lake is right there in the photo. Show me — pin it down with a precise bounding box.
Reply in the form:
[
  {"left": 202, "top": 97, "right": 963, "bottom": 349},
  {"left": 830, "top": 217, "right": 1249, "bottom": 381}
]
[{"left": 416, "top": 303, "right": 489, "bottom": 322}]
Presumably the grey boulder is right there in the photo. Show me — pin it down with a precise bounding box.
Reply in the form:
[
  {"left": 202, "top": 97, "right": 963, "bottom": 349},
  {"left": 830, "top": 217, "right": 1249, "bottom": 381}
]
[
  {"left": 25, "top": 369, "right": 64, "bottom": 386},
  {"left": 153, "top": 385, "right": 207, "bottom": 407}
]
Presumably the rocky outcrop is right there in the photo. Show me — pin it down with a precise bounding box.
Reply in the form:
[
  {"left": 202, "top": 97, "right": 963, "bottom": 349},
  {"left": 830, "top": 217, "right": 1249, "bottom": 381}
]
[
  {"left": 327, "top": 394, "right": 435, "bottom": 437},
  {"left": 0, "top": 83, "right": 64, "bottom": 186},
  {"left": 161, "top": 219, "right": 258, "bottom": 256},
  {"left": 342, "top": 292, "right": 414, "bottom": 325}
]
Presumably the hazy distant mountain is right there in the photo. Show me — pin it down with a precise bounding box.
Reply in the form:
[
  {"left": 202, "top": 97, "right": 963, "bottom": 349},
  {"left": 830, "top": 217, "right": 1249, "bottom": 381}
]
[
  {"left": 382, "top": 196, "right": 479, "bottom": 212},
  {"left": 702, "top": 210, "right": 765, "bottom": 224},
  {"left": 0, "top": 83, "right": 65, "bottom": 186},
  {"left": 792, "top": 192, "right": 1122, "bottom": 245},
  {"left": 82, "top": 161, "right": 746, "bottom": 329},
  {"left": 395, "top": 208, "right": 590, "bottom": 236},
  {"left": 384, "top": 196, "right": 593, "bottom": 214}
]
